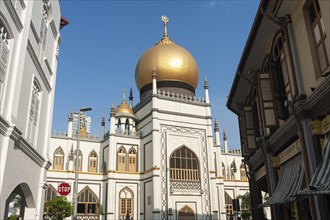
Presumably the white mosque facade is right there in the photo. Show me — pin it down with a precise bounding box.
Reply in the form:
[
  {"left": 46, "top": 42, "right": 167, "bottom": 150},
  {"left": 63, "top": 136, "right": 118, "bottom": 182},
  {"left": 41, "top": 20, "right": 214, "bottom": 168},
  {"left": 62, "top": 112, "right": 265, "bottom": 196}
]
[{"left": 46, "top": 18, "right": 250, "bottom": 220}]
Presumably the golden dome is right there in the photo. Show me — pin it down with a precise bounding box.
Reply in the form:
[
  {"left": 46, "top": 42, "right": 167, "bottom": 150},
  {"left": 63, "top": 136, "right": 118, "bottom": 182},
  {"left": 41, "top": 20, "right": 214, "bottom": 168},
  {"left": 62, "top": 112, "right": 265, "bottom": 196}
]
[
  {"left": 135, "top": 16, "right": 199, "bottom": 91},
  {"left": 116, "top": 102, "right": 134, "bottom": 115}
]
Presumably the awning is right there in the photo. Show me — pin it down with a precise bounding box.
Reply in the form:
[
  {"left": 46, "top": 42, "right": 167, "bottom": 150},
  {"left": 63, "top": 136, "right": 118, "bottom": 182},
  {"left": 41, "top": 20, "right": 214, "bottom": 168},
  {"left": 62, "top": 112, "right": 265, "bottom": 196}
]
[
  {"left": 297, "top": 134, "right": 330, "bottom": 196},
  {"left": 262, "top": 154, "right": 304, "bottom": 206}
]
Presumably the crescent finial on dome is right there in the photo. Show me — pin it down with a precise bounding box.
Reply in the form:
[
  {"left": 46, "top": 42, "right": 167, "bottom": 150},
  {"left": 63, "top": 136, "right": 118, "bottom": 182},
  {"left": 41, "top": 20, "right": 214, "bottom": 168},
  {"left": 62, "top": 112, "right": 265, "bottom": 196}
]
[{"left": 156, "top": 15, "right": 175, "bottom": 45}]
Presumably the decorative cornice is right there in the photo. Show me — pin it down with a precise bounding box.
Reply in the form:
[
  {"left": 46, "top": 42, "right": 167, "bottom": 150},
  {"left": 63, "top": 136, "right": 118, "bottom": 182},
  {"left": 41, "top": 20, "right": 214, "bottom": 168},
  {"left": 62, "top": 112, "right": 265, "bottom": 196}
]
[
  {"left": 15, "top": 137, "right": 45, "bottom": 167},
  {"left": 45, "top": 159, "right": 52, "bottom": 170},
  {"left": 0, "top": 116, "right": 11, "bottom": 135},
  {"left": 248, "top": 148, "right": 265, "bottom": 171},
  {"left": 1, "top": 119, "right": 47, "bottom": 168}
]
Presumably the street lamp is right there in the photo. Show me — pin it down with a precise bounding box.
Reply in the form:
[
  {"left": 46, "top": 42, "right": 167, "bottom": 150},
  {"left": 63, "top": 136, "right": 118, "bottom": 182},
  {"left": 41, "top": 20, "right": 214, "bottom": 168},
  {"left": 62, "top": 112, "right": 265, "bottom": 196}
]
[{"left": 73, "top": 107, "right": 92, "bottom": 220}]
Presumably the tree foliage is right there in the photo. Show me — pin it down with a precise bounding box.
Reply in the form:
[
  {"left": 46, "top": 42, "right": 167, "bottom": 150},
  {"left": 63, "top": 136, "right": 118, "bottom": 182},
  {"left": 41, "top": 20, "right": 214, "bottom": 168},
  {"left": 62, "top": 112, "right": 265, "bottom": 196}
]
[
  {"left": 237, "top": 193, "right": 251, "bottom": 220},
  {"left": 44, "top": 196, "right": 72, "bottom": 220}
]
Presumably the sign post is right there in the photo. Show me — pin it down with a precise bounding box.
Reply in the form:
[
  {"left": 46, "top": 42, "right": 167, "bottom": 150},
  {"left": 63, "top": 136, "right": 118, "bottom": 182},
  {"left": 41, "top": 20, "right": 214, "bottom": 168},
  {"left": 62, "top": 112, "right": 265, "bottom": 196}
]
[{"left": 58, "top": 182, "right": 71, "bottom": 196}]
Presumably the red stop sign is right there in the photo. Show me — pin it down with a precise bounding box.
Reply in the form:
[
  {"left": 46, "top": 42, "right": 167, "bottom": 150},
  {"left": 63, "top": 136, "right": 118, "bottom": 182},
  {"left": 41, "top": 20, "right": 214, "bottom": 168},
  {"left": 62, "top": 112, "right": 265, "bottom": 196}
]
[{"left": 57, "top": 182, "right": 71, "bottom": 196}]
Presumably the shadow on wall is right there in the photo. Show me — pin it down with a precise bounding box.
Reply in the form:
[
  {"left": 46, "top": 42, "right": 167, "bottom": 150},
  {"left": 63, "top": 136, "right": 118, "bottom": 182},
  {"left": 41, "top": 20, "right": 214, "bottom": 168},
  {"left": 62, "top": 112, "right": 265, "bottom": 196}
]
[{"left": 135, "top": 208, "right": 219, "bottom": 220}]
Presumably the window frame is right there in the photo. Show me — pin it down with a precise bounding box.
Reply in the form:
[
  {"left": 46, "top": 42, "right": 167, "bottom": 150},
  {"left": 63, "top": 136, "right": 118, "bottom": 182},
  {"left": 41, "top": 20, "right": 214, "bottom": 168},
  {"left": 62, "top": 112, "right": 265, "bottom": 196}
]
[
  {"left": 307, "top": 0, "right": 329, "bottom": 76},
  {"left": 169, "top": 146, "right": 200, "bottom": 181},
  {"left": 88, "top": 150, "right": 98, "bottom": 173},
  {"left": 53, "top": 146, "right": 64, "bottom": 170}
]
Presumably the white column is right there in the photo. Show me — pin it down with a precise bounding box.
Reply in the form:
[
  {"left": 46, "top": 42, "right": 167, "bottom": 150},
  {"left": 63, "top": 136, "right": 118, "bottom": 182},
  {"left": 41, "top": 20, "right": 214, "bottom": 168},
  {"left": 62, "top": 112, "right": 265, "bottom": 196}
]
[
  {"left": 67, "top": 112, "right": 73, "bottom": 138},
  {"left": 223, "top": 129, "right": 228, "bottom": 154},
  {"left": 101, "top": 113, "right": 105, "bottom": 138},
  {"left": 110, "top": 102, "right": 116, "bottom": 134},
  {"left": 214, "top": 119, "right": 221, "bottom": 147}
]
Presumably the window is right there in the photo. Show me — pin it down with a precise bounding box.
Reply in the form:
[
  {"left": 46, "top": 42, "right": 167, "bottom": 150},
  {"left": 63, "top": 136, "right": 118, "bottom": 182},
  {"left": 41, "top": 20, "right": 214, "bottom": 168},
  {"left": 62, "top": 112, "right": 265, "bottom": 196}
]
[
  {"left": 119, "top": 188, "right": 133, "bottom": 220},
  {"left": 40, "top": 4, "right": 48, "bottom": 51},
  {"left": 128, "top": 148, "right": 137, "bottom": 172},
  {"left": 0, "top": 22, "right": 10, "bottom": 97},
  {"left": 53, "top": 147, "right": 64, "bottom": 170},
  {"left": 225, "top": 192, "right": 233, "bottom": 216},
  {"left": 117, "top": 147, "right": 126, "bottom": 171},
  {"left": 27, "top": 80, "right": 41, "bottom": 145},
  {"left": 178, "top": 205, "right": 195, "bottom": 220},
  {"left": 230, "top": 160, "right": 237, "bottom": 180},
  {"left": 240, "top": 163, "right": 248, "bottom": 181},
  {"left": 271, "top": 33, "right": 291, "bottom": 119},
  {"left": 88, "top": 150, "right": 98, "bottom": 172},
  {"left": 74, "top": 149, "right": 83, "bottom": 172},
  {"left": 170, "top": 146, "right": 199, "bottom": 181},
  {"left": 43, "top": 185, "right": 57, "bottom": 216},
  {"left": 125, "top": 118, "right": 130, "bottom": 134},
  {"left": 77, "top": 186, "right": 99, "bottom": 216},
  {"left": 222, "top": 162, "right": 226, "bottom": 180},
  {"left": 308, "top": 0, "right": 329, "bottom": 76},
  {"left": 44, "top": 185, "right": 57, "bottom": 202}
]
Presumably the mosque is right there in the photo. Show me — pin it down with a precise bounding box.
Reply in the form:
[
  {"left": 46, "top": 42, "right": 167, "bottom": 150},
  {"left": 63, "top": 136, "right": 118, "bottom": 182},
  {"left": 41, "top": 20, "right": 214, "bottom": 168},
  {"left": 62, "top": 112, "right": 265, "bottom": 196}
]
[{"left": 46, "top": 16, "right": 250, "bottom": 220}]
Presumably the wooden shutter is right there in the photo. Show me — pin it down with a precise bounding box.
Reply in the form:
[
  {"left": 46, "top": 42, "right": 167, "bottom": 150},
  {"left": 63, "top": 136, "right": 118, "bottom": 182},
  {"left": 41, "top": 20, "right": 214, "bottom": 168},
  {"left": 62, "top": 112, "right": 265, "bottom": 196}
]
[
  {"left": 243, "top": 106, "right": 257, "bottom": 151},
  {"left": 34, "top": 96, "right": 39, "bottom": 125},
  {"left": 257, "top": 72, "right": 278, "bottom": 135},
  {"left": 0, "top": 37, "right": 9, "bottom": 83},
  {"left": 270, "top": 60, "right": 288, "bottom": 120}
]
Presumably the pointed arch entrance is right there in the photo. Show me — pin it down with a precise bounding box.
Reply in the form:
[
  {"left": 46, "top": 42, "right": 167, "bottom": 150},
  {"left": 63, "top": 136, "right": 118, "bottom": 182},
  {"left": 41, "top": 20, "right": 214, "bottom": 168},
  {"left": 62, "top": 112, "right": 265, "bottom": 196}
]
[
  {"left": 4, "top": 183, "right": 35, "bottom": 220},
  {"left": 119, "top": 187, "right": 133, "bottom": 220},
  {"left": 77, "top": 186, "right": 99, "bottom": 219},
  {"left": 178, "top": 205, "right": 195, "bottom": 220}
]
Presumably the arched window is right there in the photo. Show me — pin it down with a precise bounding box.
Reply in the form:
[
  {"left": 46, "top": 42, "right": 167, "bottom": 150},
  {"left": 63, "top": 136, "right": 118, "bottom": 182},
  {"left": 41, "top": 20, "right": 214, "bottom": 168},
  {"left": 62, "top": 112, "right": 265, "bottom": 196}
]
[
  {"left": 117, "top": 119, "right": 122, "bottom": 133},
  {"left": 128, "top": 148, "right": 136, "bottom": 172},
  {"left": 0, "top": 19, "right": 11, "bottom": 97},
  {"left": 170, "top": 146, "right": 199, "bottom": 181},
  {"left": 74, "top": 149, "right": 83, "bottom": 171},
  {"left": 77, "top": 186, "right": 99, "bottom": 216},
  {"left": 88, "top": 150, "right": 98, "bottom": 173},
  {"left": 43, "top": 185, "right": 57, "bottom": 216},
  {"left": 44, "top": 185, "right": 57, "bottom": 202},
  {"left": 178, "top": 205, "right": 195, "bottom": 220},
  {"left": 117, "top": 147, "right": 126, "bottom": 171},
  {"left": 53, "top": 147, "right": 64, "bottom": 170},
  {"left": 271, "top": 32, "right": 291, "bottom": 119},
  {"left": 119, "top": 187, "right": 133, "bottom": 220},
  {"left": 222, "top": 162, "right": 226, "bottom": 180},
  {"left": 125, "top": 118, "right": 130, "bottom": 134},
  {"left": 230, "top": 160, "right": 237, "bottom": 180},
  {"left": 240, "top": 163, "right": 247, "bottom": 181},
  {"left": 27, "top": 79, "right": 41, "bottom": 145},
  {"left": 225, "top": 192, "right": 233, "bottom": 216}
]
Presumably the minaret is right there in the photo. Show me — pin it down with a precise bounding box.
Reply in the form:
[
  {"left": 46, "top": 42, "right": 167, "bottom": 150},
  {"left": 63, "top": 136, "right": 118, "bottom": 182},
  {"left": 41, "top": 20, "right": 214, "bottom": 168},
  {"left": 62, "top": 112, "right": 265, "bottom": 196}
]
[
  {"left": 214, "top": 119, "right": 221, "bottom": 147},
  {"left": 204, "top": 76, "right": 210, "bottom": 104},
  {"left": 152, "top": 65, "right": 157, "bottom": 95},
  {"left": 67, "top": 111, "right": 73, "bottom": 138},
  {"left": 129, "top": 88, "right": 133, "bottom": 108},
  {"left": 223, "top": 129, "right": 228, "bottom": 153},
  {"left": 122, "top": 88, "right": 126, "bottom": 103},
  {"left": 109, "top": 101, "right": 116, "bottom": 134},
  {"left": 68, "top": 145, "right": 74, "bottom": 171},
  {"left": 101, "top": 113, "right": 105, "bottom": 138}
]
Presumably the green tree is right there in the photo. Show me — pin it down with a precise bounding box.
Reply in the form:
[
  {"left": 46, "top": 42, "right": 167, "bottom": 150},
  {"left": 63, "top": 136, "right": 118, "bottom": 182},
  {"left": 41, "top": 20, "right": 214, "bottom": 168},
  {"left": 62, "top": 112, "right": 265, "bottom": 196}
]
[
  {"left": 44, "top": 196, "right": 72, "bottom": 220},
  {"left": 237, "top": 193, "right": 251, "bottom": 220}
]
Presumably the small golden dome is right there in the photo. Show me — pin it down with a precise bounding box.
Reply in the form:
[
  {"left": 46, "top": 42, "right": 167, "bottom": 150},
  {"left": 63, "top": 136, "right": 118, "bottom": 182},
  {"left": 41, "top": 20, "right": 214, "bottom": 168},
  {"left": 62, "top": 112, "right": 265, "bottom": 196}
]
[
  {"left": 135, "top": 16, "right": 199, "bottom": 91},
  {"left": 116, "top": 102, "right": 134, "bottom": 115}
]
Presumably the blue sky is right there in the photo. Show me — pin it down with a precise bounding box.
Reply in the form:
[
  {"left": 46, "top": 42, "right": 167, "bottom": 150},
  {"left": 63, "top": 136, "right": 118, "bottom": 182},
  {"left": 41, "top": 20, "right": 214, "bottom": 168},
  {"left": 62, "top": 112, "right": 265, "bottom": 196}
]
[{"left": 53, "top": 0, "right": 259, "bottom": 149}]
